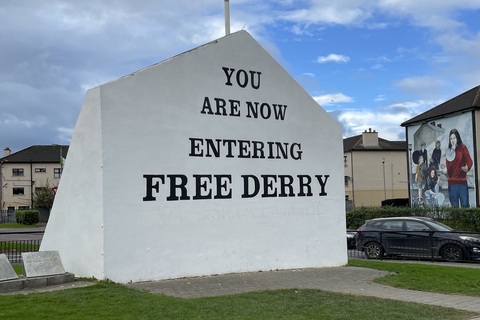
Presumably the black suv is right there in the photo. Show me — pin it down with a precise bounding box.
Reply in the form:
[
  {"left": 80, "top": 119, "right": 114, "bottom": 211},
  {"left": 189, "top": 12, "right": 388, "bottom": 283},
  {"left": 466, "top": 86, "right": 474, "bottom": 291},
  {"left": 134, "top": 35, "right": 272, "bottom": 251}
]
[{"left": 356, "top": 217, "right": 480, "bottom": 262}]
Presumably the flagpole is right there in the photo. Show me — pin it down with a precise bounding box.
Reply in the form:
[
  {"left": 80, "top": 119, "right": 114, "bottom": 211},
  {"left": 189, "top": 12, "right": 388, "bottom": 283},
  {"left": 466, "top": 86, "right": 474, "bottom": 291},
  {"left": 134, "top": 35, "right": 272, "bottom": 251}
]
[{"left": 224, "top": 0, "right": 230, "bottom": 35}]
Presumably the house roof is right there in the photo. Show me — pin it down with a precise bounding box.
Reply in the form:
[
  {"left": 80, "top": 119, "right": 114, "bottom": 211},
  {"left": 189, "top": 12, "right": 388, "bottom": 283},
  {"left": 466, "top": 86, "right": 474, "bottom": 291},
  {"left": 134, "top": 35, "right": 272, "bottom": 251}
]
[
  {"left": 401, "top": 85, "right": 480, "bottom": 126},
  {"left": 0, "top": 145, "right": 69, "bottom": 163},
  {"left": 343, "top": 135, "right": 406, "bottom": 152}
]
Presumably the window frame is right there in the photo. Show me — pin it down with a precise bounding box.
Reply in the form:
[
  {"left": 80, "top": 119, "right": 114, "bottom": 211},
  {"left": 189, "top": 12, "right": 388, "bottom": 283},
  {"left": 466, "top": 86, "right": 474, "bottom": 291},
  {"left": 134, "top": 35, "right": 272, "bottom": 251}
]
[
  {"left": 13, "top": 187, "right": 25, "bottom": 195},
  {"left": 12, "top": 168, "right": 24, "bottom": 176},
  {"left": 54, "top": 168, "right": 63, "bottom": 178}
]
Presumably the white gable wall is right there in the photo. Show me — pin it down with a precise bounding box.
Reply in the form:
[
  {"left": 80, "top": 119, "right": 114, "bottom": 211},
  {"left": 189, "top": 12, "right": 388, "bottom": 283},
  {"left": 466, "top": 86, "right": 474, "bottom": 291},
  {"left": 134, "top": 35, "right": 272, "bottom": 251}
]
[
  {"left": 41, "top": 87, "right": 105, "bottom": 279},
  {"left": 41, "top": 31, "right": 346, "bottom": 283}
]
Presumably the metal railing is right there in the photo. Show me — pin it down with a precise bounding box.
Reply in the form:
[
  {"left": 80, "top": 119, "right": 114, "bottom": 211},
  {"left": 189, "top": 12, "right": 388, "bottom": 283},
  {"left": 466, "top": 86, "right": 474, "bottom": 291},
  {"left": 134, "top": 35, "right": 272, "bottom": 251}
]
[
  {"left": 0, "top": 240, "right": 41, "bottom": 263},
  {"left": 0, "top": 230, "right": 43, "bottom": 263},
  {"left": 0, "top": 210, "right": 17, "bottom": 223}
]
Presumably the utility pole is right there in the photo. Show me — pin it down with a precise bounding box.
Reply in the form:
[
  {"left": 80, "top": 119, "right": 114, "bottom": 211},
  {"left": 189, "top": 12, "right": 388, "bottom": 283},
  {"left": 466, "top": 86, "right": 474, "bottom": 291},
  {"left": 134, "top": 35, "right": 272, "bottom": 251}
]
[{"left": 224, "top": 0, "right": 230, "bottom": 35}]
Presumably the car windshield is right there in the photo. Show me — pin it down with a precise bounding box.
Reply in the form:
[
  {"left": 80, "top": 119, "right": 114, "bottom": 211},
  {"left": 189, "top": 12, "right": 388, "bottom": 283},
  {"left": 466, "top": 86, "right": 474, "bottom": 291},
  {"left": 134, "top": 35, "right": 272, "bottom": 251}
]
[{"left": 428, "top": 220, "right": 453, "bottom": 231}]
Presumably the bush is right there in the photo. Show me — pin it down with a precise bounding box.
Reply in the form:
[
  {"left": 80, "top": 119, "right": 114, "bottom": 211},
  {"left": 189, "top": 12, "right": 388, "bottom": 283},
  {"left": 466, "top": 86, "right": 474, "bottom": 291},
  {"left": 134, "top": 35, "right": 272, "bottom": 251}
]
[
  {"left": 33, "top": 185, "right": 54, "bottom": 209},
  {"left": 346, "top": 206, "right": 480, "bottom": 232},
  {"left": 15, "top": 210, "right": 39, "bottom": 225}
]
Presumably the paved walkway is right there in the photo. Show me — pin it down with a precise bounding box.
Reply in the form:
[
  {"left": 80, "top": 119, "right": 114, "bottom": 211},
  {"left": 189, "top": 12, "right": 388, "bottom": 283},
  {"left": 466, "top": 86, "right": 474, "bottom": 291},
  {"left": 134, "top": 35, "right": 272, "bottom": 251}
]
[{"left": 127, "top": 265, "right": 480, "bottom": 319}]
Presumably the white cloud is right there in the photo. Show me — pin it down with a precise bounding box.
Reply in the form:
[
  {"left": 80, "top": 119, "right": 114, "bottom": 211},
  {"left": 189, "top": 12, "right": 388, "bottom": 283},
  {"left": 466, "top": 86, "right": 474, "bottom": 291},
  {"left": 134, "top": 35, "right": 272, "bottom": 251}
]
[
  {"left": 395, "top": 76, "right": 448, "bottom": 99},
  {"left": 316, "top": 54, "right": 350, "bottom": 64},
  {"left": 282, "top": 2, "right": 373, "bottom": 25},
  {"left": 331, "top": 96, "right": 447, "bottom": 140},
  {"left": 335, "top": 109, "right": 408, "bottom": 140},
  {"left": 313, "top": 93, "right": 354, "bottom": 106}
]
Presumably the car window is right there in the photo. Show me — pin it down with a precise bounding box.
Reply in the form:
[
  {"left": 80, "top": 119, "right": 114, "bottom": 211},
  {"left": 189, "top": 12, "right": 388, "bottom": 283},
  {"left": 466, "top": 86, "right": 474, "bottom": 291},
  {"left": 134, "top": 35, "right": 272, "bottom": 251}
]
[
  {"left": 366, "top": 221, "right": 383, "bottom": 228},
  {"left": 405, "top": 221, "right": 430, "bottom": 231},
  {"left": 380, "top": 220, "right": 403, "bottom": 230},
  {"left": 427, "top": 220, "right": 453, "bottom": 231}
]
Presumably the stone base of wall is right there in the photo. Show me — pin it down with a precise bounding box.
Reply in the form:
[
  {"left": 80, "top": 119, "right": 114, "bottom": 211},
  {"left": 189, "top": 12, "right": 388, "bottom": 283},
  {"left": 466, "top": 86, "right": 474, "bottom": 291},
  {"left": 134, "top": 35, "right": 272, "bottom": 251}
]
[{"left": 0, "top": 272, "right": 75, "bottom": 293}]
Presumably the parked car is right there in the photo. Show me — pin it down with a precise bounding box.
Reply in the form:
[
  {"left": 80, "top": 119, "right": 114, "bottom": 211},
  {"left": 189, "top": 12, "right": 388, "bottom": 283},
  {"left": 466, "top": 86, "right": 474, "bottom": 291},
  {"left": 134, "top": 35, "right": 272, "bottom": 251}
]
[
  {"left": 347, "top": 229, "right": 356, "bottom": 249},
  {"left": 356, "top": 216, "right": 480, "bottom": 262}
]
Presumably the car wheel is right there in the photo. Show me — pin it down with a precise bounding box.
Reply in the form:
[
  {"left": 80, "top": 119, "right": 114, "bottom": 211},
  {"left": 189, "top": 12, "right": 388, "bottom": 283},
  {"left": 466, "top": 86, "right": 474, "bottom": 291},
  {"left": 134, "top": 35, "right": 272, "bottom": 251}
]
[
  {"left": 441, "top": 244, "right": 463, "bottom": 262},
  {"left": 364, "top": 242, "right": 384, "bottom": 259}
]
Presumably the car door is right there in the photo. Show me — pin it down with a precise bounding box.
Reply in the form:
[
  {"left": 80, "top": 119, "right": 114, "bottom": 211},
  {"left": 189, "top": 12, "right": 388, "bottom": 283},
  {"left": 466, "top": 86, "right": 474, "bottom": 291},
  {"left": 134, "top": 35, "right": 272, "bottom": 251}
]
[
  {"left": 403, "top": 220, "right": 433, "bottom": 258},
  {"left": 379, "top": 220, "right": 406, "bottom": 255}
]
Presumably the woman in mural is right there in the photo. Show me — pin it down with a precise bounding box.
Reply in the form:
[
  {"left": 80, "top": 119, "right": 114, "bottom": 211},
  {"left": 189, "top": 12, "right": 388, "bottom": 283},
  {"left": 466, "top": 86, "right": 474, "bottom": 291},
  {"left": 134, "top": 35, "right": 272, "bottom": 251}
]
[
  {"left": 424, "top": 167, "right": 440, "bottom": 206},
  {"left": 446, "top": 128, "right": 473, "bottom": 207}
]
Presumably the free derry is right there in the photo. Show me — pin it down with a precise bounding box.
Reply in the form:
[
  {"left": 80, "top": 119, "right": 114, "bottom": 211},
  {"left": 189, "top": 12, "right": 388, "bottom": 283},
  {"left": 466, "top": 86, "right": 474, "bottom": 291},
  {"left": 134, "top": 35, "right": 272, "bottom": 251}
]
[{"left": 143, "top": 137, "right": 330, "bottom": 202}]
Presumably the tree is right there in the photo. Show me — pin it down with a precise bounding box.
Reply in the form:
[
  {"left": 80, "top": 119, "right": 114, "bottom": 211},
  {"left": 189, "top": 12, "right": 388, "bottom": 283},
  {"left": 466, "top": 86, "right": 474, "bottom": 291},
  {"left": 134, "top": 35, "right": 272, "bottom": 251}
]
[{"left": 33, "top": 181, "right": 55, "bottom": 209}]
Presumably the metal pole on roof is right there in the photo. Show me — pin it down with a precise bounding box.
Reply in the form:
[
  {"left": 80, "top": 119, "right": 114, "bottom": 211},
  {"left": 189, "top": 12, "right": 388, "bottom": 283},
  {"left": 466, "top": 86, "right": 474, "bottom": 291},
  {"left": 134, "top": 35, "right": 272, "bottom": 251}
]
[{"left": 224, "top": 0, "right": 230, "bottom": 35}]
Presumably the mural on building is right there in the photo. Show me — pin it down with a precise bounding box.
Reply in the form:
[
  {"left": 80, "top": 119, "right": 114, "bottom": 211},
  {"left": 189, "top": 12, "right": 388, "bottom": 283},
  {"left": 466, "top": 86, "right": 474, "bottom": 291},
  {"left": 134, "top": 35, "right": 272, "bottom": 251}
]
[{"left": 407, "top": 112, "right": 476, "bottom": 207}]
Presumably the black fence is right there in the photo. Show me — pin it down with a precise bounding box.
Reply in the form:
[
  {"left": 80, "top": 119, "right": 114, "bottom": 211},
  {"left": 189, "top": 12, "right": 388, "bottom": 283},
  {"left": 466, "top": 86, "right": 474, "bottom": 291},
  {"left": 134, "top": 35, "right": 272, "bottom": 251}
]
[
  {"left": 0, "top": 210, "right": 17, "bottom": 223},
  {"left": 348, "top": 230, "right": 480, "bottom": 263},
  {"left": 0, "top": 231, "right": 43, "bottom": 263}
]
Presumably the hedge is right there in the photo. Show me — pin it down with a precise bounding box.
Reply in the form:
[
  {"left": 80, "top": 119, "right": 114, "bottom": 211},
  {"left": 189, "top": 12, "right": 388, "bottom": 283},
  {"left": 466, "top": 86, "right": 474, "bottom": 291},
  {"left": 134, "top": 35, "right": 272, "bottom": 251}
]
[
  {"left": 346, "top": 206, "right": 480, "bottom": 232},
  {"left": 15, "top": 210, "right": 40, "bottom": 225}
]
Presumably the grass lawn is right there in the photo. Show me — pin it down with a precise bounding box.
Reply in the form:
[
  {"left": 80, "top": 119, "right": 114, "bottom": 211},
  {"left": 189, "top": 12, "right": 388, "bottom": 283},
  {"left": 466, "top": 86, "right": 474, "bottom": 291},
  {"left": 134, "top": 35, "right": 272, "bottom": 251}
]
[
  {"left": 349, "top": 259, "right": 480, "bottom": 296},
  {"left": 1, "top": 260, "right": 480, "bottom": 319},
  {"left": 0, "top": 280, "right": 474, "bottom": 320},
  {"left": 0, "top": 223, "right": 38, "bottom": 229}
]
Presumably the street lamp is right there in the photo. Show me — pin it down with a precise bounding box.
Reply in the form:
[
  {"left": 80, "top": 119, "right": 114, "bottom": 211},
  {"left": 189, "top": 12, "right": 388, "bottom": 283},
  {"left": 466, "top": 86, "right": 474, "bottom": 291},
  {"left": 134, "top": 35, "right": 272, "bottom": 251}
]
[
  {"left": 382, "top": 158, "right": 386, "bottom": 200},
  {"left": 408, "top": 143, "right": 412, "bottom": 207}
]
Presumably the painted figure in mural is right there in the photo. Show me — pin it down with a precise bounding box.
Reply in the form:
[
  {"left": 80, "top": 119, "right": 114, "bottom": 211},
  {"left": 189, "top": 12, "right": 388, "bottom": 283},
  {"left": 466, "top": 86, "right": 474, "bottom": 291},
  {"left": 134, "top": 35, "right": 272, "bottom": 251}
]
[
  {"left": 431, "top": 140, "right": 441, "bottom": 170},
  {"left": 420, "top": 142, "right": 428, "bottom": 168},
  {"left": 446, "top": 128, "right": 473, "bottom": 207},
  {"left": 424, "top": 167, "right": 439, "bottom": 206},
  {"left": 415, "top": 155, "right": 427, "bottom": 200}
]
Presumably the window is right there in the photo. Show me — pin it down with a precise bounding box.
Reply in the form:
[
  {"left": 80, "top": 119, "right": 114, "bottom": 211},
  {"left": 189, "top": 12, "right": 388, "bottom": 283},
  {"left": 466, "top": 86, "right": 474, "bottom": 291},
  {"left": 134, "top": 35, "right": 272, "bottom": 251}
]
[
  {"left": 54, "top": 168, "right": 63, "bottom": 178},
  {"left": 381, "top": 220, "right": 403, "bottom": 231},
  {"left": 35, "top": 168, "right": 46, "bottom": 173},
  {"left": 13, "top": 187, "right": 24, "bottom": 195},
  {"left": 344, "top": 155, "right": 348, "bottom": 167},
  {"left": 406, "top": 221, "right": 430, "bottom": 231},
  {"left": 344, "top": 176, "right": 350, "bottom": 187},
  {"left": 13, "top": 168, "right": 24, "bottom": 176},
  {"left": 18, "top": 206, "right": 30, "bottom": 210}
]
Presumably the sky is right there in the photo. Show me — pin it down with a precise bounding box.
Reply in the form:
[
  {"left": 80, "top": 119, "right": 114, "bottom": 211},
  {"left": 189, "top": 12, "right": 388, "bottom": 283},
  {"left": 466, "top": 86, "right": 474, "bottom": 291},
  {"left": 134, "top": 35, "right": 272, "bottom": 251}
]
[{"left": 1, "top": 0, "right": 479, "bottom": 153}]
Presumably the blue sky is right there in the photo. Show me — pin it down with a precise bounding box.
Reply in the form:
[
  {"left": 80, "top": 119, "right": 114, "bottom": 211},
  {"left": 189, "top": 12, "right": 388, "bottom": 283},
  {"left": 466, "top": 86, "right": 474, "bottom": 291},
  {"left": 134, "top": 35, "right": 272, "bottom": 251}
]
[{"left": 1, "top": 1, "right": 479, "bottom": 152}]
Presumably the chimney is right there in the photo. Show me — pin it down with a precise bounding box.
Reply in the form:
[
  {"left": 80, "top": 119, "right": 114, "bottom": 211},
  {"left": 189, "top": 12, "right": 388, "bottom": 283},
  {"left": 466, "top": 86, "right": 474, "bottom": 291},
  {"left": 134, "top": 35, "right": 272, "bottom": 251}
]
[
  {"left": 362, "top": 128, "right": 379, "bottom": 147},
  {"left": 4, "top": 147, "right": 11, "bottom": 157}
]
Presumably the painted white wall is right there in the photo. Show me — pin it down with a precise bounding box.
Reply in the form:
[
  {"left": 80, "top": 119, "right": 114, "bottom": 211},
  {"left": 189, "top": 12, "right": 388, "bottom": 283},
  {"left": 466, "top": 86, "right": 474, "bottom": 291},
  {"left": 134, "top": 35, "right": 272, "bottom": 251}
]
[
  {"left": 42, "top": 31, "right": 346, "bottom": 283},
  {"left": 41, "top": 87, "right": 105, "bottom": 279}
]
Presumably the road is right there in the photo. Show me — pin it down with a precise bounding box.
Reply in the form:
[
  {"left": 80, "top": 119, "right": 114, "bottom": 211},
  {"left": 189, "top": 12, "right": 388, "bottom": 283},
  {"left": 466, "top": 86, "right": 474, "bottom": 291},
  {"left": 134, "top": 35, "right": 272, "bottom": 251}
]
[{"left": 0, "top": 226, "right": 45, "bottom": 241}]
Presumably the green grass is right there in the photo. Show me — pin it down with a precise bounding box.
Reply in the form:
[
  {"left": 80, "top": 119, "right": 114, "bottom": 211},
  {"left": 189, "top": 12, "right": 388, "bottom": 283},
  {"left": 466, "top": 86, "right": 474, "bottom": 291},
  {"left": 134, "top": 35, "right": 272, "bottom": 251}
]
[
  {"left": 349, "top": 259, "right": 480, "bottom": 296},
  {"left": 0, "top": 223, "right": 38, "bottom": 228},
  {"left": 12, "top": 263, "right": 23, "bottom": 275},
  {"left": 0, "top": 281, "right": 474, "bottom": 320},
  {"left": 0, "top": 242, "right": 40, "bottom": 251}
]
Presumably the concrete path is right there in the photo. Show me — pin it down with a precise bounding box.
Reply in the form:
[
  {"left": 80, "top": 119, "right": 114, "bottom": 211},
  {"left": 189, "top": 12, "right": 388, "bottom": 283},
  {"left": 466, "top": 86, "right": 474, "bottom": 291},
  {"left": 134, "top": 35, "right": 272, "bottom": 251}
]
[{"left": 128, "top": 265, "right": 480, "bottom": 318}]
